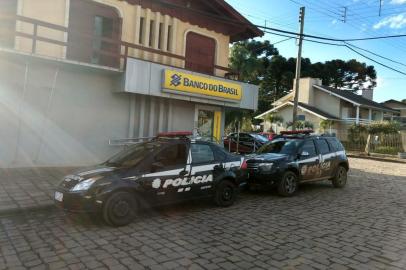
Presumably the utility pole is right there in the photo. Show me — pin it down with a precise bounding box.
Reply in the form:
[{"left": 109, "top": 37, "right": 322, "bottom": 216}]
[
  {"left": 379, "top": 0, "right": 382, "bottom": 16},
  {"left": 292, "top": 7, "right": 305, "bottom": 131}
]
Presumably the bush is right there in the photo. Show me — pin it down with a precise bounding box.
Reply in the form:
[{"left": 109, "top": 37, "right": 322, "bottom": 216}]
[
  {"left": 373, "top": 146, "right": 400, "bottom": 155},
  {"left": 367, "top": 121, "right": 400, "bottom": 134},
  {"left": 348, "top": 124, "right": 368, "bottom": 143}
]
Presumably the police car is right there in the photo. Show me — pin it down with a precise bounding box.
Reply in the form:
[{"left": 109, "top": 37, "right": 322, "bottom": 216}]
[
  {"left": 242, "top": 131, "right": 349, "bottom": 196},
  {"left": 54, "top": 132, "right": 244, "bottom": 226}
]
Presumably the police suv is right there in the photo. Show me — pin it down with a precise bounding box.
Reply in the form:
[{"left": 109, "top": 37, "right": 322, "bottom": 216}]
[
  {"left": 54, "top": 132, "right": 244, "bottom": 226},
  {"left": 242, "top": 131, "right": 349, "bottom": 196}
]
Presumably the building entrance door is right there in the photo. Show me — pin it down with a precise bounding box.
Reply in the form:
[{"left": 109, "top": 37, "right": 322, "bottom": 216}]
[{"left": 196, "top": 107, "right": 222, "bottom": 142}]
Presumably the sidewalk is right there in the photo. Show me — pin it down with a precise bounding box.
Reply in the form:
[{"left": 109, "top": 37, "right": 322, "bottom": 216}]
[{"left": 0, "top": 167, "right": 78, "bottom": 215}]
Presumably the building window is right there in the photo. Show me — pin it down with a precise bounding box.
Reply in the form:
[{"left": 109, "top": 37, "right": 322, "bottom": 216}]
[
  {"left": 167, "top": 25, "right": 172, "bottom": 51},
  {"left": 139, "top": 17, "right": 145, "bottom": 44},
  {"left": 92, "top": 15, "right": 114, "bottom": 64},
  {"left": 158, "top": 22, "right": 163, "bottom": 50},
  {"left": 0, "top": 0, "right": 17, "bottom": 48},
  {"left": 297, "top": 115, "right": 306, "bottom": 121},
  {"left": 67, "top": 0, "right": 122, "bottom": 68},
  {"left": 149, "top": 20, "right": 155, "bottom": 47}
]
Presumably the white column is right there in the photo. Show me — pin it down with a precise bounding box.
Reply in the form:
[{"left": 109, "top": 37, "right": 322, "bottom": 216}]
[
  {"left": 356, "top": 106, "right": 360, "bottom": 125},
  {"left": 170, "top": 18, "right": 178, "bottom": 66},
  {"left": 368, "top": 108, "right": 372, "bottom": 123},
  {"left": 134, "top": 5, "right": 142, "bottom": 58},
  {"left": 162, "top": 15, "right": 170, "bottom": 64},
  {"left": 153, "top": 12, "right": 161, "bottom": 62},
  {"left": 142, "top": 9, "right": 151, "bottom": 60}
]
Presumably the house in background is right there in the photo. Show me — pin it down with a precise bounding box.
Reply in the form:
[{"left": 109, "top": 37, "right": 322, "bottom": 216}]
[
  {"left": 0, "top": 0, "right": 262, "bottom": 167},
  {"left": 255, "top": 78, "right": 399, "bottom": 136},
  {"left": 382, "top": 99, "right": 406, "bottom": 128}
]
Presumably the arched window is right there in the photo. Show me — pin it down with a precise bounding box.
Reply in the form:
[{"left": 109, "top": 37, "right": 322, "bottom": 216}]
[
  {"left": 67, "top": 0, "right": 122, "bottom": 68},
  {"left": 185, "top": 32, "right": 216, "bottom": 75}
]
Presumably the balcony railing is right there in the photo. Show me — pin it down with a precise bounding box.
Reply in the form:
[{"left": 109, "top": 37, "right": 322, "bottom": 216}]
[
  {"left": 340, "top": 118, "right": 374, "bottom": 125},
  {"left": 0, "top": 14, "right": 236, "bottom": 78}
]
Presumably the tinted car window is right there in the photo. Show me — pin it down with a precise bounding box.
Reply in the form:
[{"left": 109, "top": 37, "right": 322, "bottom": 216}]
[
  {"left": 251, "top": 134, "right": 269, "bottom": 143},
  {"left": 315, "top": 139, "right": 331, "bottom": 154},
  {"left": 155, "top": 144, "right": 187, "bottom": 168},
  {"left": 300, "top": 140, "right": 317, "bottom": 157},
  {"left": 212, "top": 146, "right": 228, "bottom": 161},
  {"left": 191, "top": 144, "right": 214, "bottom": 164},
  {"left": 257, "top": 139, "right": 301, "bottom": 155},
  {"left": 327, "top": 138, "right": 344, "bottom": 151},
  {"left": 105, "top": 142, "right": 163, "bottom": 167}
]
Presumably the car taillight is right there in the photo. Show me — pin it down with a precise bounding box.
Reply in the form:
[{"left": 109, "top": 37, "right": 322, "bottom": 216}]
[{"left": 241, "top": 159, "right": 247, "bottom": 170}]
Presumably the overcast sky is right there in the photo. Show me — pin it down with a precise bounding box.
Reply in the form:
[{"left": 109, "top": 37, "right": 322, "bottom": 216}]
[{"left": 226, "top": 0, "right": 406, "bottom": 102}]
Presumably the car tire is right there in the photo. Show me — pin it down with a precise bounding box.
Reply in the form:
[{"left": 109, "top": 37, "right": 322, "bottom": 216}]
[
  {"left": 332, "top": 166, "right": 347, "bottom": 188},
  {"left": 214, "top": 180, "right": 237, "bottom": 207},
  {"left": 277, "top": 171, "right": 298, "bottom": 197},
  {"left": 103, "top": 191, "right": 138, "bottom": 227}
]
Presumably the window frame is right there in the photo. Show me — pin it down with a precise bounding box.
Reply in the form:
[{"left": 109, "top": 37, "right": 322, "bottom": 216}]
[
  {"left": 315, "top": 138, "right": 332, "bottom": 155},
  {"left": 299, "top": 139, "right": 318, "bottom": 158},
  {"left": 190, "top": 143, "right": 215, "bottom": 165}
]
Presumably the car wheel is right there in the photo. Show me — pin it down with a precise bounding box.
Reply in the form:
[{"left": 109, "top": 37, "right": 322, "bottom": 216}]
[
  {"left": 332, "top": 166, "right": 347, "bottom": 188},
  {"left": 214, "top": 180, "right": 237, "bottom": 207},
  {"left": 277, "top": 171, "right": 298, "bottom": 197},
  {"left": 103, "top": 191, "right": 138, "bottom": 227}
]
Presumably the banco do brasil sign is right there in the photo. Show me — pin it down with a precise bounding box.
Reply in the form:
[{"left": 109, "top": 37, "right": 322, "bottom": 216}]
[{"left": 163, "top": 69, "right": 242, "bottom": 101}]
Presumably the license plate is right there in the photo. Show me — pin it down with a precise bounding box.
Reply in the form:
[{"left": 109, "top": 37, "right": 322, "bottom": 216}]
[{"left": 54, "top": 191, "right": 63, "bottom": 202}]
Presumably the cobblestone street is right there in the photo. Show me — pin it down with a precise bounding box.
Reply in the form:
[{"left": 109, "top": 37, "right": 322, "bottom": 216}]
[{"left": 0, "top": 158, "right": 405, "bottom": 270}]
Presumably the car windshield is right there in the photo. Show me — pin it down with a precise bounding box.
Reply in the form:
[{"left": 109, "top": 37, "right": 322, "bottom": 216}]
[
  {"left": 257, "top": 139, "right": 301, "bottom": 155},
  {"left": 251, "top": 134, "right": 269, "bottom": 143},
  {"left": 105, "top": 142, "right": 163, "bottom": 167}
]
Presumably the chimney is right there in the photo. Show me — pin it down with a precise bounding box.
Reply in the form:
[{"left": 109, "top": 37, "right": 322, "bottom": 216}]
[
  {"left": 361, "top": 89, "right": 374, "bottom": 100},
  {"left": 292, "top": 78, "right": 322, "bottom": 105}
]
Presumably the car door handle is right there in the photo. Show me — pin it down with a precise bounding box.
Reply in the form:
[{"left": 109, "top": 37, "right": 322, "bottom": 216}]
[{"left": 179, "top": 170, "right": 188, "bottom": 177}]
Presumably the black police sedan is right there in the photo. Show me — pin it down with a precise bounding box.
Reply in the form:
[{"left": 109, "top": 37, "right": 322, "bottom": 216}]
[
  {"left": 242, "top": 131, "right": 349, "bottom": 196},
  {"left": 54, "top": 133, "right": 244, "bottom": 226}
]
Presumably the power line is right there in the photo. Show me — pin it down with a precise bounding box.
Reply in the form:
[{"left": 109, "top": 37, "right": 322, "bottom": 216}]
[
  {"left": 343, "top": 42, "right": 406, "bottom": 68},
  {"left": 263, "top": 30, "right": 406, "bottom": 76},
  {"left": 344, "top": 45, "right": 406, "bottom": 76}
]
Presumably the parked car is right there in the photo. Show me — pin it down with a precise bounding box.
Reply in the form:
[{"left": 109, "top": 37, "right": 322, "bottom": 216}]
[
  {"left": 54, "top": 132, "right": 245, "bottom": 226},
  {"left": 259, "top": 132, "right": 276, "bottom": 141},
  {"left": 242, "top": 132, "right": 349, "bottom": 196},
  {"left": 223, "top": 132, "right": 269, "bottom": 154}
]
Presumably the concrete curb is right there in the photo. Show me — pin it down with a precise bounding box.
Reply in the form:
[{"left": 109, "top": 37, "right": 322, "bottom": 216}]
[{"left": 347, "top": 154, "right": 406, "bottom": 164}]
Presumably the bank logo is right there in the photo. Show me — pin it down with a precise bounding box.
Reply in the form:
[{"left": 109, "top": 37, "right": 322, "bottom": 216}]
[
  {"left": 170, "top": 74, "right": 182, "bottom": 87},
  {"left": 152, "top": 178, "right": 161, "bottom": 189}
]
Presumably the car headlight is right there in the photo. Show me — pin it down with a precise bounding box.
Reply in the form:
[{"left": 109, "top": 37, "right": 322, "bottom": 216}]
[
  {"left": 71, "top": 178, "right": 97, "bottom": 191},
  {"left": 259, "top": 163, "right": 274, "bottom": 171}
]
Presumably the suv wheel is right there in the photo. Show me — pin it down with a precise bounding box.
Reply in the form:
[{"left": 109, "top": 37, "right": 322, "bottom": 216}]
[
  {"left": 332, "top": 166, "right": 347, "bottom": 188},
  {"left": 103, "top": 191, "right": 138, "bottom": 227},
  {"left": 214, "top": 180, "right": 237, "bottom": 207},
  {"left": 277, "top": 171, "right": 298, "bottom": 197}
]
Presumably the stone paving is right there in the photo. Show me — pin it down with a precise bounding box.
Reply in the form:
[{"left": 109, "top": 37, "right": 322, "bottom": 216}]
[
  {"left": 0, "top": 167, "right": 78, "bottom": 213},
  {"left": 0, "top": 158, "right": 405, "bottom": 269}
]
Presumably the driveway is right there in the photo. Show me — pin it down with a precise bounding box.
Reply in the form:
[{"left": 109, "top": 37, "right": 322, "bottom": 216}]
[{"left": 0, "top": 158, "right": 405, "bottom": 270}]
